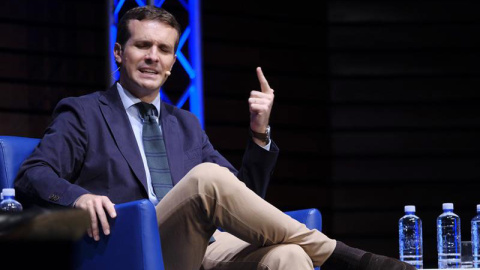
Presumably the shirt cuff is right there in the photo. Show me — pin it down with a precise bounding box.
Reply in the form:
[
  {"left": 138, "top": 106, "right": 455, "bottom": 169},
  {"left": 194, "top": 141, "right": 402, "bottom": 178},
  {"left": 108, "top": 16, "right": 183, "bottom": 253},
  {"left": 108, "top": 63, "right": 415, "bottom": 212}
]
[{"left": 260, "top": 140, "right": 271, "bottom": 151}]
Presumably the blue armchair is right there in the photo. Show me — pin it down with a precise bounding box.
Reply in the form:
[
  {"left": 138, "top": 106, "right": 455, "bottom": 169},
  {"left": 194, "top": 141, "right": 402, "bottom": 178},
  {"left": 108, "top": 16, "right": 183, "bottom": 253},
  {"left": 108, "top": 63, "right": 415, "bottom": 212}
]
[{"left": 0, "top": 135, "right": 322, "bottom": 270}]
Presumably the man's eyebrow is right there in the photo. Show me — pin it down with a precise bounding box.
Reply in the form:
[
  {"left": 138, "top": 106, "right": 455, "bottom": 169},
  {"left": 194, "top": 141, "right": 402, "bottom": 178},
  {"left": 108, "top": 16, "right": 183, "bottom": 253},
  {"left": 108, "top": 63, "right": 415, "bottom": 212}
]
[
  {"left": 132, "top": 38, "right": 152, "bottom": 43},
  {"left": 130, "top": 38, "right": 175, "bottom": 51}
]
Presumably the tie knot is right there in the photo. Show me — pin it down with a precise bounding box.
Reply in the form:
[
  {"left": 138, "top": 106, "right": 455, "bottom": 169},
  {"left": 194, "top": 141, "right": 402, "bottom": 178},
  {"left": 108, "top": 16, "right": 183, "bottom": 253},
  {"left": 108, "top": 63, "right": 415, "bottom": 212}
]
[{"left": 136, "top": 102, "right": 157, "bottom": 119}]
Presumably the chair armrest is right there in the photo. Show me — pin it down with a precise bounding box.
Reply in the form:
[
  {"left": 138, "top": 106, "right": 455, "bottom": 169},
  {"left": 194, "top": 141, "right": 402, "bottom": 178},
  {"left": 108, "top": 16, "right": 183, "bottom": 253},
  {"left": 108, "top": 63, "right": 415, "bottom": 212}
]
[
  {"left": 284, "top": 208, "right": 322, "bottom": 231},
  {"left": 72, "top": 199, "right": 164, "bottom": 270}
]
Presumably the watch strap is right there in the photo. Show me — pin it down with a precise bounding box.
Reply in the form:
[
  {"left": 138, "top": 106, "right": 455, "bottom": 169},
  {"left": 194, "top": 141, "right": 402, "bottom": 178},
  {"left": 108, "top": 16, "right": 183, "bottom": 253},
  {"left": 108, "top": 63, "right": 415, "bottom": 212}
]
[{"left": 250, "top": 126, "right": 270, "bottom": 143}]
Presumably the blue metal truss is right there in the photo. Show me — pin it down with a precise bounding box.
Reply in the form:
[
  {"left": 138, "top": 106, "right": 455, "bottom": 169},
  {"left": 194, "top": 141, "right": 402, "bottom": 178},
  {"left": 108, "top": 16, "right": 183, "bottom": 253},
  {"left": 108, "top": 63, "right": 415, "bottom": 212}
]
[{"left": 109, "top": 0, "right": 204, "bottom": 127}]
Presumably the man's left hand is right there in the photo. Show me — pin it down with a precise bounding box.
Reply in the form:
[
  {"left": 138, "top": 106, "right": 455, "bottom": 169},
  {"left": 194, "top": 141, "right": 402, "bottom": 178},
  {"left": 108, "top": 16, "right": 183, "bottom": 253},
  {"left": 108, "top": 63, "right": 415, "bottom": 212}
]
[{"left": 249, "top": 67, "right": 274, "bottom": 146}]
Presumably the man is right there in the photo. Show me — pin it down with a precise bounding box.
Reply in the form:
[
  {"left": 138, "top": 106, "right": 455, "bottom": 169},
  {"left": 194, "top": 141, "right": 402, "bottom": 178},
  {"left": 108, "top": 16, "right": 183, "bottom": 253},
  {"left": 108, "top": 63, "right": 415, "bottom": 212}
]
[{"left": 15, "top": 5, "right": 415, "bottom": 270}]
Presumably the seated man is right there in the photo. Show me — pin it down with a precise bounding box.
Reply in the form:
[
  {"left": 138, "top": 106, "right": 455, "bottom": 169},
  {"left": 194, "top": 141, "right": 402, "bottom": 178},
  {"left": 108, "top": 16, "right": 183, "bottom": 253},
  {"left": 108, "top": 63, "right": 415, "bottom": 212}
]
[{"left": 14, "top": 5, "right": 415, "bottom": 270}]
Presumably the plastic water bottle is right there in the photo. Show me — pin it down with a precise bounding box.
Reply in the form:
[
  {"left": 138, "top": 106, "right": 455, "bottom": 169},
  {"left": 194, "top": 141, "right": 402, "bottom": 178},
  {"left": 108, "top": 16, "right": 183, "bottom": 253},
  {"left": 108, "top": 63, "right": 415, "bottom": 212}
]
[
  {"left": 0, "top": 188, "right": 23, "bottom": 212},
  {"left": 437, "top": 203, "right": 461, "bottom": 268},
  {"left": 399, "top": 205, "right": 423, "bottom": 269},
  {"left": 471, "top": 204, "right": 480, "bottom": 268}
]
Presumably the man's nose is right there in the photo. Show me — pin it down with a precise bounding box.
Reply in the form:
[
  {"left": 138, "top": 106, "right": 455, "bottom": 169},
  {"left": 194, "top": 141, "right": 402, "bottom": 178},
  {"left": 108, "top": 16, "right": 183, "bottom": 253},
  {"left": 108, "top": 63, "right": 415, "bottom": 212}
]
[{"left": 145, "top": 48, "right": 159, "bottom": 62}]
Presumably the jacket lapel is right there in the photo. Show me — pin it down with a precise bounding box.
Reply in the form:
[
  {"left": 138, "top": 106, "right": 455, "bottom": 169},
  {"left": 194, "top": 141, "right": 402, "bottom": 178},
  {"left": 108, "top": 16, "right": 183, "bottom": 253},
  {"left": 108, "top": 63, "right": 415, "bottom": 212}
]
[
  {"left": 160, "top": 103, "right": 183, "bottom": 185},
  {"left": 98, "top": 85, "right": 148, "bottom": 192}
]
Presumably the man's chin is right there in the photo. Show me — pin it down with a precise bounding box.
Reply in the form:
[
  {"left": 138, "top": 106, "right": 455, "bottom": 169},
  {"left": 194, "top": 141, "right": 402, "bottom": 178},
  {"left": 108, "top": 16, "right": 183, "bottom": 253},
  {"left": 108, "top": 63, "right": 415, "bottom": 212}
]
[{"left": 136, "top": 81, "right": 162, "bottom": 93}]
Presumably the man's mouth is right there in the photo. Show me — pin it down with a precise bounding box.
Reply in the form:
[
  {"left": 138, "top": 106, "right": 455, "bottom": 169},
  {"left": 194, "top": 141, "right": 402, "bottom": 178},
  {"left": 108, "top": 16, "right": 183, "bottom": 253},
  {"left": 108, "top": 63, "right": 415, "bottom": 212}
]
[{"left": 139, "top": 68, "right": 159, "bottom": 75}]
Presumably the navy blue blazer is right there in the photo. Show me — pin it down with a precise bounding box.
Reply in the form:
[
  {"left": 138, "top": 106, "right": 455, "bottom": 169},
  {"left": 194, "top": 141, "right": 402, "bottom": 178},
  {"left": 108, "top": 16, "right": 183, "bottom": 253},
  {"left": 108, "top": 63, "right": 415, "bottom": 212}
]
[{"left": 15, "top": 85, "right": 279, "bottom": 208}]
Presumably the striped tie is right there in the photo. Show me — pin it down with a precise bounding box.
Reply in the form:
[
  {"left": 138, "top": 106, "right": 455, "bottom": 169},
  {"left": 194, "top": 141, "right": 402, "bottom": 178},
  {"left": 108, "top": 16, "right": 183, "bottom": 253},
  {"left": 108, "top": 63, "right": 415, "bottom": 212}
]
[{"left": 136, "top": 102, "right": 173, "bottom": 201}]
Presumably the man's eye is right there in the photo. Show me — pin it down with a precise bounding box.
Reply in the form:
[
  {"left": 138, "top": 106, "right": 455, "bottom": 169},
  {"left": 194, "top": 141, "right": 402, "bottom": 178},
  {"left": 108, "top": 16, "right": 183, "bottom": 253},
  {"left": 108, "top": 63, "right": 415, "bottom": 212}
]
[
  {"left": 160, "top": 46, "right": 173, "bottom": 53},
  {"left": 137, "top": 44, "right": 149, "bottom": 49}
]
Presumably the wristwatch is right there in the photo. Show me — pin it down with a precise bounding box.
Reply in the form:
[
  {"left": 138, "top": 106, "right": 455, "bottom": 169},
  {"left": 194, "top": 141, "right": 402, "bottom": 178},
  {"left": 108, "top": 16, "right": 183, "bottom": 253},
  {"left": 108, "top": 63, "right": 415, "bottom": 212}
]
[{"left": 250, "top": 125, "right": 271, "bottom": 143}]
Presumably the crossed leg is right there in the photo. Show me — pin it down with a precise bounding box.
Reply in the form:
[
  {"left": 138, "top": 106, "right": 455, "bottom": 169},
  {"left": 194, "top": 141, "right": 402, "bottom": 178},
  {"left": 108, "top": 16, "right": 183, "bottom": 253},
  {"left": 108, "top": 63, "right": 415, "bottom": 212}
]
[
  {"left": 201, "top": 230, "right": 314, "bottom": 270},
  {"left": 155, "top": 162, "right": 336, "bottom": 270}
]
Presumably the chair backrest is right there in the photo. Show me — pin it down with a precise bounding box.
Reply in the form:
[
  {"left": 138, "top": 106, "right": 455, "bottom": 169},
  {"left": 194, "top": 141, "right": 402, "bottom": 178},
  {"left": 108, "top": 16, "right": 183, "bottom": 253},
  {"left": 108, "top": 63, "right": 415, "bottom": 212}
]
[{"left": 0, "top": 136, "right": 40, "bottom": 190}]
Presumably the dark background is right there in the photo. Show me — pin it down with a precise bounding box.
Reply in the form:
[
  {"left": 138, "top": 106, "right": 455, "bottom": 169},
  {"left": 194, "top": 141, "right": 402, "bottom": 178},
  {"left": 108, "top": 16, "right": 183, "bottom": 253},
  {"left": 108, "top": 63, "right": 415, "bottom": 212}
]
[{"left": 1, "top": 0, "right": 480, "bottom": 267}]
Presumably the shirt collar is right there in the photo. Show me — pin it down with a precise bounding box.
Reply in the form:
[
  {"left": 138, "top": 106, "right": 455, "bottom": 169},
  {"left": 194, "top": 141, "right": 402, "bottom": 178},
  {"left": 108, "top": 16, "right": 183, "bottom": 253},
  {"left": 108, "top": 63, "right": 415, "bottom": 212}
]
[{"left": 116, "top": 82, "right": 161, "bottom": 115}]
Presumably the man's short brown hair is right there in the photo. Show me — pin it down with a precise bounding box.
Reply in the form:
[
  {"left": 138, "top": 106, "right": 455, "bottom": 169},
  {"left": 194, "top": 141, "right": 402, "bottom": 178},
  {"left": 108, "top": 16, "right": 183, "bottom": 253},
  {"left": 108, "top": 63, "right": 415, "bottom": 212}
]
[{"left": 116, "top": 6, "right": 182, "bottom": 52}]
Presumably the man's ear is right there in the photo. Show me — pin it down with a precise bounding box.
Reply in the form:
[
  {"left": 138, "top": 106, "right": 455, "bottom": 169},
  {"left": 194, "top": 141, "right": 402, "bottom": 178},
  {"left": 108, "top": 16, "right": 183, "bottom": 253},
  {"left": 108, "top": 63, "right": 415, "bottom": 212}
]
[{"left": 113, "top": 43, "right": 123, "bottom": 65}]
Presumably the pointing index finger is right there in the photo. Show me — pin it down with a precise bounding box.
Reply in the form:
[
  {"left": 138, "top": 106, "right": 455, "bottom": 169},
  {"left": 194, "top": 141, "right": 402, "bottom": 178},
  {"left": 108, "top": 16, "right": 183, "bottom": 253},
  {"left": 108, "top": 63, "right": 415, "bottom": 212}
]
[{"left": 256, "top": 67, "right": 272, "bottom": 93}]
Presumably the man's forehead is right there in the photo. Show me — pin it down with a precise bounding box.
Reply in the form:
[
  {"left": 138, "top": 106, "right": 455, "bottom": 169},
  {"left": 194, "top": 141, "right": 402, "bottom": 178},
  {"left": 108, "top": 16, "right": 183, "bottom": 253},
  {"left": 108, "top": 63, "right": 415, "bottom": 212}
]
[
  {"left": 127, "top": 19, "right": 178, "bottom": 40},
  {"left": 127, "top": 19, "right": 171, "bottom": 31}
]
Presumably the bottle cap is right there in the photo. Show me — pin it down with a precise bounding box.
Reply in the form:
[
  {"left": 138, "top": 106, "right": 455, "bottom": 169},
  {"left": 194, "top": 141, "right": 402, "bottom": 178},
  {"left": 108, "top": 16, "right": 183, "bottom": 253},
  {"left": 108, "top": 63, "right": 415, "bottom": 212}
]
[
  {"left": 1, "top": 188, "right": 15, "bottom": 196},
  {"left": 443, "top": 203, "right": 454, "bottom": 210},
  {"left": 405, "top": 205, "right": 416, "bottom": 212}
]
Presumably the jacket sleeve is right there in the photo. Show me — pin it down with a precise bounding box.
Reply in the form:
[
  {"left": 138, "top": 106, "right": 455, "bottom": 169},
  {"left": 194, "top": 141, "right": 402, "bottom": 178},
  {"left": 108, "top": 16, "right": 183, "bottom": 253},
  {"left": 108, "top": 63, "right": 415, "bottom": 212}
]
[
  {"left": 14, "top": 97, "right": 91, "bottom": 208},
  {"left": 235, "top": 138, "right": 279, "bottom": 198}
]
